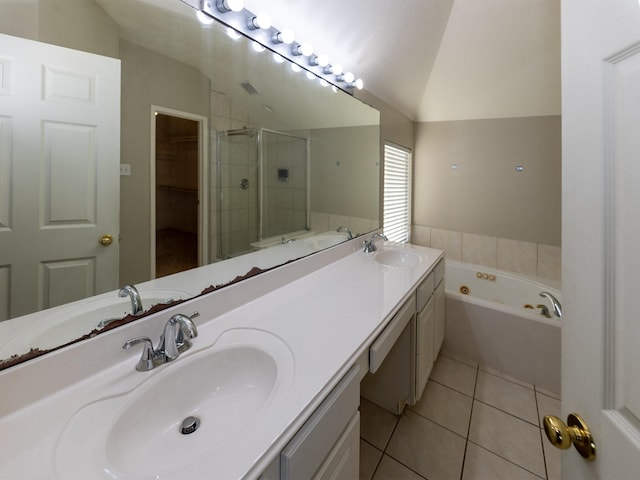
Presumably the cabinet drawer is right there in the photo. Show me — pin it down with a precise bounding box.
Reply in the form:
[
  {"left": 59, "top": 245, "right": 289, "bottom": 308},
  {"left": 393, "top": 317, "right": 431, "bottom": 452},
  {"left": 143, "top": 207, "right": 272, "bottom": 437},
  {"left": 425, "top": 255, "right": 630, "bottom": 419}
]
[
  {"left": 417, "top": 270, "right": 435, "bottom": 312},
  {"left": 369, "top": 296, "right": 416, "bottom": 374},
  {"left": 281, "top": 365, "right": 360, "bottom": 480}
]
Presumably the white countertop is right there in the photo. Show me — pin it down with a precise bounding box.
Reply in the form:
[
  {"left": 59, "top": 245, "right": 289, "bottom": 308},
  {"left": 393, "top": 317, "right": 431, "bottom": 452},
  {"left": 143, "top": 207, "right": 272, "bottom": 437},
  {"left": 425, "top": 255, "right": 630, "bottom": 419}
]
[{"left": 0, "top": 240, "right": 442, "bottom": 480}]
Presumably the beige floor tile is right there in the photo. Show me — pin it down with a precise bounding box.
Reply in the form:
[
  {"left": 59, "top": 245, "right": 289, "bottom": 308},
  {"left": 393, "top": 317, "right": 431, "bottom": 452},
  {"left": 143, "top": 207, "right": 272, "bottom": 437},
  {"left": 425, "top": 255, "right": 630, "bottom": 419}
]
[
  {"left": 535, "top": 385, "right": 561, "bottom": 400},
  {"left": 440, "top": 352, "right": 479, "bottom": 368},
  {"left": 542, "top": 431, "right": 562, "bottom": 480},
  {"left": 462, "top": 442, "right": 544, "bottom": 480},
  {"left": 372, "top": 455, "right": 426, "bottom": 480},
  {"left": 429, "top": 355, "right": 478, "bottom": 396},
  {"left": 469, "top": 401, "right": 546, "bottom": 478},
  {"left": 536, "top": 391, "right": 561, "bottom": 426},
  {"left": 360, "top": 440, "right": 383, "bottom": 480},
  {"left": 479, "top": 364, "right": 534, "bottom": 390},
  {"left": 475, "top": 371, "right": 538, "bottom": 425},
  {"left": 360, "top": 398, "right": 400, "bottom": 450},
  {"left": 410, "top": 380, "right": 473, "bottom": 437},
  {"left": 386, "top": 410, "right": 466, "bottom": 480}
]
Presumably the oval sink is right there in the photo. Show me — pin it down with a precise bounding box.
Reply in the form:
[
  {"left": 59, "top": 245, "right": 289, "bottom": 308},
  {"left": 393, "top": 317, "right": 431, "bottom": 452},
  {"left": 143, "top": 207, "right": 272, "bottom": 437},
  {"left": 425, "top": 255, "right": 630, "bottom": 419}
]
[
  {"left": 374, "top": 249, "right": 423, "bottom": 268},
  {"left": 304, "top": 233, "right": 347, "bottom": 251},
  {"left": 54, "top": 328, "right": 294, "bottom": 479}
]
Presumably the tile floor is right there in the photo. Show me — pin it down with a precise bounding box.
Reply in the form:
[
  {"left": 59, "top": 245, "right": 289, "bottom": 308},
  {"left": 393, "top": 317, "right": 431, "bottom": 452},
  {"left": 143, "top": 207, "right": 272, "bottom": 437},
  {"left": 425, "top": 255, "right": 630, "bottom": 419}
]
[{"left": 360, "top": 354, "right": 562, "bottom": 480}]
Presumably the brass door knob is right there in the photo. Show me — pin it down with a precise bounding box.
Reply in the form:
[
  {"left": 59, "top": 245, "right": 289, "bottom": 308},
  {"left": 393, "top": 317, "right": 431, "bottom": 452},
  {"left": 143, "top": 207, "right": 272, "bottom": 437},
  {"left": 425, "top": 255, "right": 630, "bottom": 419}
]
[
  {"left": 99, "top": 234, "right": 114, "bottom": 246},
  {"left": 543, "top": 413, "right": 596, "bottom": 461}
]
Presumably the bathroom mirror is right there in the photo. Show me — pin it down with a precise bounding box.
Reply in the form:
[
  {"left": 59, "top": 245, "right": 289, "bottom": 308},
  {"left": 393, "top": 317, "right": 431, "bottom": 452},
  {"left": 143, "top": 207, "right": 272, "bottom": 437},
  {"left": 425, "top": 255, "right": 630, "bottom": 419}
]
[{"left": 0, "top": 0, "right": 380, "bottom": 365}]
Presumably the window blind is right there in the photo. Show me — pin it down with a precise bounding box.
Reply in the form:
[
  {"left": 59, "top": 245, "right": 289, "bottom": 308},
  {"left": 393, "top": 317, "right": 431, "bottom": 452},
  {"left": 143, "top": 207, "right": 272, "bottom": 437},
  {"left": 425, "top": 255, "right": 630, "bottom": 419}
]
[{"left": 383, "top": 143, "right": 411, "bottom": 243}]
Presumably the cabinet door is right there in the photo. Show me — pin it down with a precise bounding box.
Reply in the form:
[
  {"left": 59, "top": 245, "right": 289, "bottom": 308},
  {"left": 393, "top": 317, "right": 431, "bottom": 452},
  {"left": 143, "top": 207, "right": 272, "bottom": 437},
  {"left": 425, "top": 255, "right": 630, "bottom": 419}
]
[
  {"left": 312, "top": 412, "right": 360, "bottom": 480},
  {"left": 415, "top": 295, "right": 435, "bottom": 402},
  {"left": 433, "top": 280, "right": 445, "bottom": 361}
]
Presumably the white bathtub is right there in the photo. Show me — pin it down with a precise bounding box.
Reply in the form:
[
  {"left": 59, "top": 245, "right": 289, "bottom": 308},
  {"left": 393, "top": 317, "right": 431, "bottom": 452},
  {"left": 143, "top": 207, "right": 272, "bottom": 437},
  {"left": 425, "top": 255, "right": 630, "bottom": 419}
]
[{"left": 442, "top": 260, "right": 561, "bottom": 395}]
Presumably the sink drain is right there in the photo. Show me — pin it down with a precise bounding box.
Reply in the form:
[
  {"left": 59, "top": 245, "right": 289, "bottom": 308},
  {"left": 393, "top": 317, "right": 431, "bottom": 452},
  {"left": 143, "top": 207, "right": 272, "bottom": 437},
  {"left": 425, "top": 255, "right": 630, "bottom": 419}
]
[{"left": 180, "top": 416, "right": 201, "bottom": 435}]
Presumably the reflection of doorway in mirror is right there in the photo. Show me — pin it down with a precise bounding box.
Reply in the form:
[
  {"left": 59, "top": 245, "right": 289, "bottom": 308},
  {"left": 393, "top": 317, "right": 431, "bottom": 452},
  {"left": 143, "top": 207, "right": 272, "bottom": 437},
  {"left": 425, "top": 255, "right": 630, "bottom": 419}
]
[{"left": 153, "top": 112, "right": 203, "bottom": 278}]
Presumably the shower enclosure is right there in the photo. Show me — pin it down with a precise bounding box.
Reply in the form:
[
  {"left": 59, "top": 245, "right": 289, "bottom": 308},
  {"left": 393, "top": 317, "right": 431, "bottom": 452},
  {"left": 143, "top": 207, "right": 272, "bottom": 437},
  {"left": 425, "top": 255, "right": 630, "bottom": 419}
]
[{"left": 216, "top": 128, "right": 309, "bottom": 259}]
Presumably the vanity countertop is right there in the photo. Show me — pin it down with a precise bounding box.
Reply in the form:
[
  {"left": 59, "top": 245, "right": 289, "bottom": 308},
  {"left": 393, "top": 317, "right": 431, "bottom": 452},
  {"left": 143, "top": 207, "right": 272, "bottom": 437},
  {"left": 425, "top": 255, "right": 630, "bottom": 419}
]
[{"left": 0, "top": 241, "right": 443, "bottom": 479}]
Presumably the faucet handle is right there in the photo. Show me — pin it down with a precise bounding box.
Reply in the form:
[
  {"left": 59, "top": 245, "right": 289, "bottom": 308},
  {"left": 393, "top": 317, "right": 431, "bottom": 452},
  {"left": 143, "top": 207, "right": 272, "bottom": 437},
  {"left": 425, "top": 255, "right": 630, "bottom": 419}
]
[{"left": 123, "top": 336, "right": 160, "bottom": 372}]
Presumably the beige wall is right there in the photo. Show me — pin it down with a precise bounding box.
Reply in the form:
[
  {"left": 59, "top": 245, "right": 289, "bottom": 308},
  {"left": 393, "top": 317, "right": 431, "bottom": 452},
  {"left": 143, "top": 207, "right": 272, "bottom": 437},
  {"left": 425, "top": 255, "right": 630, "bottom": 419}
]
[
  {"left": 0, "top": 0, "right": 119, "bottom": 57},
  {"left": 355, "top": 89, "right": 415, "bottom": 223},
  {"left": 310, "top": 125, "right": 379, "bottom": 222},
  {"left": 413, "top": 116, "right": 561, "bottom": 247},
  {"left": 119, "top": 40, "right": 210, "bottom": 284}
]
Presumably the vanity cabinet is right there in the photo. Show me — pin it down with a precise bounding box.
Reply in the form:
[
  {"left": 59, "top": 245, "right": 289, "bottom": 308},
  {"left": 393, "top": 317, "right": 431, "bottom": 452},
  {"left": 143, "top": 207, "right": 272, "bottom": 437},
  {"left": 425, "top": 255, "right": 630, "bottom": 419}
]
[
  {"left": 259, "top": 365, "right": 361, "bottom": 480},
  {"left": 415, "top": 258, "right": 445, "bottom": 402},
  {"left": 361, "top": 296, "right": 416, "bottom": 414}
]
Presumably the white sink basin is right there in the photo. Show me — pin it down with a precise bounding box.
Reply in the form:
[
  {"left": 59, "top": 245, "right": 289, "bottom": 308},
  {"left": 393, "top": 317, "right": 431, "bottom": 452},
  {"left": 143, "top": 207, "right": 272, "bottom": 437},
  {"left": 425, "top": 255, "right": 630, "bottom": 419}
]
[
  {"left": 374, "top": 249, "right": 423, "bottom": 268},
  {"left": 304, "top": 232, "right": 348, "bottom": 251},
  {"left": 54, "top": 328, "right": 294, "bottom": 479}
]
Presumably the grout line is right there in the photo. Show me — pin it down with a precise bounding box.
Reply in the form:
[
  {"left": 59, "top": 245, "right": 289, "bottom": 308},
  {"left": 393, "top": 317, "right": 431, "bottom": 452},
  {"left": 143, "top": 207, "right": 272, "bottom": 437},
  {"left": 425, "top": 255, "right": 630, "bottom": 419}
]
[
  {"left": 472, "top": 398, "right": 540, "bottom": 428},
  {"left": 459, "top": 362, "right": 479, "bottom": 480},
  {"left": 534, "top": 389, "right": 550, "bottom": 480},
  {"left": 467, "top": 440, "right": 547, "bottom": 480}
]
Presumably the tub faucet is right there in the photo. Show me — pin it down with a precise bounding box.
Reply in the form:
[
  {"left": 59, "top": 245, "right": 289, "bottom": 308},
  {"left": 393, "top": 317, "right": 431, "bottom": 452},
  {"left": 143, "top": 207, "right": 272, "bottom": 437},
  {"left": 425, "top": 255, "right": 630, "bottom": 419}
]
[
  {"left": 539, "top": 292, "right": 562, "bottom": 318},
  {"left": 364, "top": 233, "right": 388, "bottom": 253},
  {"left": 337, "top": 226, "right": 353, "bottom": 239},
  {"left": 118, "top": 284, "right": 143, "bottom": 316}
]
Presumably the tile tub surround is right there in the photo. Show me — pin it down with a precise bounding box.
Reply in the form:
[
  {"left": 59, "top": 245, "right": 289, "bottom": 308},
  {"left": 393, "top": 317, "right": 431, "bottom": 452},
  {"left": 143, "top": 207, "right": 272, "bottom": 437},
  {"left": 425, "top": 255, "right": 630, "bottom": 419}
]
[
  {"left": 412, "top": 225, "right": 561, "bottom": 282},
  {"left": 0, "top": 237, "right": 443, "bottom": 479},
  {"left": 360, "top": 354, "right": 561, "bottom": 480}
]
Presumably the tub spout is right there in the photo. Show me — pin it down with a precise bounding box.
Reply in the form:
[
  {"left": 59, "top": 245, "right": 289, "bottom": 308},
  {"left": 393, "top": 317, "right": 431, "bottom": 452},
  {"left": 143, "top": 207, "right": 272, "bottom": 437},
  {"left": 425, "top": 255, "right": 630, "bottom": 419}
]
[{"left": 539, "top": 292, "right": 562, "bottom": 318}]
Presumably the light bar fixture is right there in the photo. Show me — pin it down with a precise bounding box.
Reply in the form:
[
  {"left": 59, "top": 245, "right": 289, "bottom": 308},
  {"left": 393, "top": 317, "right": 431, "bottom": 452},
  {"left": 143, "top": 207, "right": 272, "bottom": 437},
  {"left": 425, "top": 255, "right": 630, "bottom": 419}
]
[{"left": 190, "top": 0, "right": 362, "bottom": 93}]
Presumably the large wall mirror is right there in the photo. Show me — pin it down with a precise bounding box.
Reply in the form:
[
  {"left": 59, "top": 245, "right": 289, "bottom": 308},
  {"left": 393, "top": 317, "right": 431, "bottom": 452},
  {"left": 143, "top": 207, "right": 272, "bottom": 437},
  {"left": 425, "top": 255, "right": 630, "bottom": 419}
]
[{"left": 0, "top": 0, "right": 380, "bottom": 367}]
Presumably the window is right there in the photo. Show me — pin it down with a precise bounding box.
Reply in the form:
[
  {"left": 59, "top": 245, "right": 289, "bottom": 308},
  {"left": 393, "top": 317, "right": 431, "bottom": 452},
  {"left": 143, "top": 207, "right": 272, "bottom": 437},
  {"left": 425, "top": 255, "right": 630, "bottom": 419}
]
[{"left": 383, "top": 143, "right": 412, "bottom": 243}]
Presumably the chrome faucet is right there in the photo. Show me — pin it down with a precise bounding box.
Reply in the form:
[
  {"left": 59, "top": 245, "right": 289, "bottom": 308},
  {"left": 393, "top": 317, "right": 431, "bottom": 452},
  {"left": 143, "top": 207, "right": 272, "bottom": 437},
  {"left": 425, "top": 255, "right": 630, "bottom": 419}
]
[
  {"left": 122, "top": 312, "right": 199, "bottom": 371},
  {"left": 364, "top": 233, "right": 388, "bottom": 253},
  {"left": 539, "top": 292, "right": 562, "bottom": 318},
  {"left": 158, "top": 313, "right": 199, "bottom": 361},
  {"left": 118, "top": 285, "right": 143, "bottom": 316},
  {"left": 337, "top": 226, "right": 353, "bottom": 239}
]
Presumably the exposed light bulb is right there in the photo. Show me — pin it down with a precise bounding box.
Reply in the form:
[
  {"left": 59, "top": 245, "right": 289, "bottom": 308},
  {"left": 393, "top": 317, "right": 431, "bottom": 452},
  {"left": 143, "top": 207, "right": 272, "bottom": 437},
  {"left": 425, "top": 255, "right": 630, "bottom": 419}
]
[
  {"left": 344, "top": 72, "right": 355, "bottom": 83},
  {"left": 216, "top": 0, "right": 244, "bottom": 13},
  {"left": 317, "top": 54, "right": 330, "bottom": 67},
  {"left": 355, "top": 78, "right": 364, "bottom": 90},
  {"left": 249, "top": 12, "right": 272, "bottom": 30},
  {"left": 332, "top": 63, "right": 343, "bottom": 75},
  {"left": 196, "top": 10, "right": 214, "bottom": 25},
  {"left": 300, "top": 42, "right": 313, "bottom": 56},
  {"left": 277, "top": 28, "right": 295, "bottom": 45}
]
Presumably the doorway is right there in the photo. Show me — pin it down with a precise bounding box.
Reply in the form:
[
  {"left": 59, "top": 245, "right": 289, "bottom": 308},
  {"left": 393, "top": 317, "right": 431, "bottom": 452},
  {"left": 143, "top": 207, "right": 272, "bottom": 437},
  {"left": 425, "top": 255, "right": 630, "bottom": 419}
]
[{"left": 152, "top": 109, "right": 208, "bottom": 278}]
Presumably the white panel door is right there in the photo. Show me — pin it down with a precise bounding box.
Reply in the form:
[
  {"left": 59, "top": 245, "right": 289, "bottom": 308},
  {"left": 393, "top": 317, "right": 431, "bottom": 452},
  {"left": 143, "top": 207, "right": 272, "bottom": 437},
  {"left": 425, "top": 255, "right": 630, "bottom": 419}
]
[
  {"left": 559, "top": 0, "right": 640, "bottom": 477},
  {"left": 0, "top": 33, "right": 120, "bottom": 319}
]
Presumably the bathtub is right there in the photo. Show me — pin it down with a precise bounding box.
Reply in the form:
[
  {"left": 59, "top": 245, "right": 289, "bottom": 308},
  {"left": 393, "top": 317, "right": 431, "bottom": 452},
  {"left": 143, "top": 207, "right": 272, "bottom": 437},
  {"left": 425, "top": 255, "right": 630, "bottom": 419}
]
[{"left": 442, "top": 260, "right": 561, "bottom": 395}]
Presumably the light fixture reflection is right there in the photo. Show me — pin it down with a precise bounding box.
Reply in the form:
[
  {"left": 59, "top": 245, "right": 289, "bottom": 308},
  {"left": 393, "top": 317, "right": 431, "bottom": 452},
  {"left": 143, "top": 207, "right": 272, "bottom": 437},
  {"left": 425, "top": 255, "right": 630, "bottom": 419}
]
[
  {"left": 226, "top": 27, "right": 241, "bottom": 40},
  {"left": 272, "top": 52, "right": 285, "bottom": 63},
  {"left": 196, "top": 10, "right": 214, "bottom": 25},
  {"left": 252, "top": 41, "right": 265, "bottom": 52},
  {"left": 291, "top": 63, "right": 302, "bottom": 72}
]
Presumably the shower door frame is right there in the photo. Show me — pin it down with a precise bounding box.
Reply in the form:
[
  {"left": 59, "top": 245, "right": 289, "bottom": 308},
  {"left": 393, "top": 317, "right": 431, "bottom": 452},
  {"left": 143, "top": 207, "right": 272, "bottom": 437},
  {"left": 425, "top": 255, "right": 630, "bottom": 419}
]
[{"left": 216, "top": 128, "right": 310, "bottom": 259}]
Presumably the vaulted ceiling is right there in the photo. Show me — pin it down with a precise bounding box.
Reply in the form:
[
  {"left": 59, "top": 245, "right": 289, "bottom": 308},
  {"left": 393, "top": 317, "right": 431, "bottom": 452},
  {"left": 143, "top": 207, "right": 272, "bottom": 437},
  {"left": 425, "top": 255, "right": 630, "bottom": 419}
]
[{"left": 243, "top": 0, "right": 561, "bottom": 123}]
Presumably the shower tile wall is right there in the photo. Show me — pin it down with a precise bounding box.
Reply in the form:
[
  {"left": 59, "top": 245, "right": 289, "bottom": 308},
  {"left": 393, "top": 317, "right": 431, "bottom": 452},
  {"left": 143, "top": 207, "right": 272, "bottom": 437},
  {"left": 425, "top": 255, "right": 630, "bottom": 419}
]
[
  {"left": 413, "top": 225, "right": 561, "bottom": 282},
  {"left": 262, "top": 133, "right": 308, "bottom": 238},
  {"left": 209, "top": 91, "right": 261, "bottom": 260}
]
